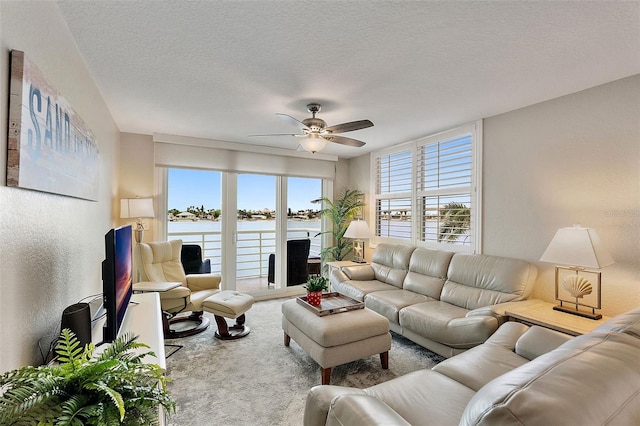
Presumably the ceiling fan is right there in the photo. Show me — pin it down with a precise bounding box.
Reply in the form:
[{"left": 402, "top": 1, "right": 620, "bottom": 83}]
[{"left": 250, "top": 103, "right": 374, "bottom": 153}]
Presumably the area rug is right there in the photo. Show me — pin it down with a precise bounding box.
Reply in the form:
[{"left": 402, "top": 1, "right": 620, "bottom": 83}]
[{"left": 165, "top": 298, "right": 444, "bottom": 426}]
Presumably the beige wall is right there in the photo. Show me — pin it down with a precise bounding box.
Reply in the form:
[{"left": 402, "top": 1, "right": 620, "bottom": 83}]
[
  {"left": 0, "top": 1, "right": 120, "bottom": 371},
  {"left": 119, "top": 133, "right": 155, "bottom": 241},
  {"left": 348, "top": 75, "right": 640, "bottom": 316},
  {"left": 483, "top": 75, "right": 639, "bottom": 316}
]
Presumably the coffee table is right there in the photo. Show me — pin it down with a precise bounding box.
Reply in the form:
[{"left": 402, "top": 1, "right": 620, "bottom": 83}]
[{"left": 281, "top": 298, "right": 391, "bottom": 385}]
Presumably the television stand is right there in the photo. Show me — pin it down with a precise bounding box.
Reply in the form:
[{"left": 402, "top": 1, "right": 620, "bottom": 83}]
[{"left": 91, "top": 292, "right": 167, "bottom": 424}]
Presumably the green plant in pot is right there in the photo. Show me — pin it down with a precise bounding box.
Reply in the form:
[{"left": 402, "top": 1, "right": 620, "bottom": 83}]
[
  {"left": 304, "top": 276, "right": 329, "bottom": 307},
  {"left": 313, "top": 187, "right": 365, "bottom": 262},
  {"left": 0, "top": 329, "right": 175, "bottom": 425}
]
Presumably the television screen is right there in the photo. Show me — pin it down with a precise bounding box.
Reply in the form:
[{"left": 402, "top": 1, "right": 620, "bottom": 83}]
[{"left": 102, "top": 225, "right": 133, "bottom": 343}]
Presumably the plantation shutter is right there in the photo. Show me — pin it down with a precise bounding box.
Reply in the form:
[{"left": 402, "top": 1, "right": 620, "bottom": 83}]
[
  {"left": 374, "top": 148, "right": 413, "bottom": 241},
  {"left": 417, "top": 133, "right": 473, "bottom": 247}
]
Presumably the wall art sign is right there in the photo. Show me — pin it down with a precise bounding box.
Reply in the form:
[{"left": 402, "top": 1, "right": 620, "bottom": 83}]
[{"left": 7, "top": 50, "right": 99, "bottom": 201}]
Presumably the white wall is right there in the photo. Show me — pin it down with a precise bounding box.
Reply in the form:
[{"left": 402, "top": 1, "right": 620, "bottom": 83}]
[
  {"left": 349, "top": 75, "right": 640, "bottom": 316},
  {"left": 0, "top": 1, "right": 120, "bottom": 371}
]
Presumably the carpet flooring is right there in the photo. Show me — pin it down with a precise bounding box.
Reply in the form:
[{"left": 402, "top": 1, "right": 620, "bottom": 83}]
[{"left": 164, "top": 298, "right": 445, "bottom": 426}]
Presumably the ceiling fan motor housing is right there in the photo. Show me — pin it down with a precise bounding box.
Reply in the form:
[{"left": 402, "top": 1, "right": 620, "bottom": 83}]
[{"left": 302, "top": 117, "right": 327, "bottom": 132}]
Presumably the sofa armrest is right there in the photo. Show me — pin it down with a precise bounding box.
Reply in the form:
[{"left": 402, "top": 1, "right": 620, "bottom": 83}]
[
  {"left": 342, "top": 265, "right": 375, "bottom": 281},
  {"left": 466, "top": 299, "right": 544, "bottom": 321},
  {"left": 326, "top": 394, "right": 411, "bottom": 426},
  {"left": 304, "top": 385, "right": 366, "bottom": 426},
  {"left": 515, "top": 325, "right": 572, "bottom": 360}
]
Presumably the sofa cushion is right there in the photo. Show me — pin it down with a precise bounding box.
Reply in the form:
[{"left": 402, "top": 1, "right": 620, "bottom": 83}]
[
  {"left": 365, "top": 370, "right": 476, "bottom": 426},
  {"left": 370, "top": 244, "right": 415, "bottom": 288},
  {"left": 400, "top": 301, "right": 498, "bottom": 348},
  {"left": 364, "top": 289, "right": 434, "bottom": 323},
  {"left": 331, "top": 278, "right": 396, "bottom": 302},
  {"left": 402, "top": 248, "right": 454, "bottom": 298},
  {"left": 442, "top": 253, "right": 537, "bottom": 310},
  {"left": 461, "top": 327, "right": 640, "bottom": 426}
]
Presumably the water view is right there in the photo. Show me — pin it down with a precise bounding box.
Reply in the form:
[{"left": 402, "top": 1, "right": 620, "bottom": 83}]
[{"left": 168, "top": 219, "right": 322, "bottom": 278}]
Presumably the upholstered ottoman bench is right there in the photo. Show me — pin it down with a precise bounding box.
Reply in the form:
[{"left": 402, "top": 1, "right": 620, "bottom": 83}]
[
  {"left": 281, "top": 299, "right": 391, "bottom": 385},
  {"left": 202, "top": 290, "right": 255, "bottom": 340}
]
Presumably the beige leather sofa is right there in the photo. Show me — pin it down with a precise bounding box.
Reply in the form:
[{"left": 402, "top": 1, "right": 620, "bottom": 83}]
[
  {"left": 331, "top": 244, "right": 538, "bottom": 357},
  {"left": 304, "top": 307, "right": 640, "bottom": 426}
]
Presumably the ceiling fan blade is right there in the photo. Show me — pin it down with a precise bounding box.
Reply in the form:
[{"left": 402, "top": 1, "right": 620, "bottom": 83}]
[
  {"left": 276, "top": 113, "right": 310, "bottom": 131},
  {"left": 248, "top": 133, "right": 305, "bottom": 137},
  {"left": 322, "top": 135, "right": 366, "bottom": 147},
  {"left": 324, "top": 119, "right": 374, "bottom": 134}
]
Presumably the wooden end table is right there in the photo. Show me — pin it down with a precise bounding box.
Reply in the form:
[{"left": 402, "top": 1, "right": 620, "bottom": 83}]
[{"left": 506, "top": 301, "right": 610, "bottom": 336}]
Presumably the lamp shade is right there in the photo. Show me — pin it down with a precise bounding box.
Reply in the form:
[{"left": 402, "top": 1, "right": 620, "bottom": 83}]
[
  {"left": 344, "top": 220, "right": 371, "bottom": 239},
  {"left": 120, "top": 198, "right": 155, "bottom": 219},
  {"left": 299, "top": 134, "right": 328, "bottom": 153},
  {"left": 540, "top": 225, "right": 614, "bottom": 269}
]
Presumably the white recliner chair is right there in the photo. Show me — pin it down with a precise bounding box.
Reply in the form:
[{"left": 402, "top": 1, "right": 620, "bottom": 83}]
[{"left": 138, "top": 239, "right": 220, "bottom": 338}]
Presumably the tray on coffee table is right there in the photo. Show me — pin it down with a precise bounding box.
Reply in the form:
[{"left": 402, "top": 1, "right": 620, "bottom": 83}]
[{"left": 297, "top": 292, "right": 364, "bottom": 316}]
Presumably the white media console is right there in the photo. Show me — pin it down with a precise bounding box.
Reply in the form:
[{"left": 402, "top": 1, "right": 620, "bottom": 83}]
[
  {"left": 91, "top": 292, "right": 167, "bottom": 423},
  {"left": 91, "top": 292, "right": 165, "bottom": 368}
]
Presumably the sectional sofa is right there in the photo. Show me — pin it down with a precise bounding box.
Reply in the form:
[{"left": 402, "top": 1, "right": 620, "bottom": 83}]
[
  {"left": 330, "top": 244, "right": 539, "bottom": 357},
  {"left": 304, "top": 307, "right": 640, "bottom": 425}
]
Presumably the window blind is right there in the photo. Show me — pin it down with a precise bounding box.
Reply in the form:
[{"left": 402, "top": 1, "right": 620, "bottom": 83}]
[{"left": 153, "top": 134, "right": 337, "bottom": 180}]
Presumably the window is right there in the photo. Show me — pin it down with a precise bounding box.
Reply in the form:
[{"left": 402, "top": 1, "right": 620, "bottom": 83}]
[
  {"left": 371, "top": 122, "right": 482, "bottom": 253},
  {"left": 374, "top": 148, "right": 413, "bottom": 241}
]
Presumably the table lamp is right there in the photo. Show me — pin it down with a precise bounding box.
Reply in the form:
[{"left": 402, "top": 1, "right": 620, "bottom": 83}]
[
  {"left": 539, "top": 224, "right": 614, "bottom": 320},
  {"left": 120, "top": 197, "right": 155, "bottom": 243},
  {"left": 344, "top": 219, "right": 371, "bottom": 263}
]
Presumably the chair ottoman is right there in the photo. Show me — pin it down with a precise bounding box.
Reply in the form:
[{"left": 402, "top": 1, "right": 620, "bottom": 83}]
[
  {"left": 202, "top": 290, "right": 255, "bottom": 340},
  {"left": 281, "top": 299, "right": 391, "bottom": 385}
]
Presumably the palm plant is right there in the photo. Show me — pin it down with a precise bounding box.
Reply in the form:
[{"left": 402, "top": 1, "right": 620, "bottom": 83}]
[
  {"left": 438, "top": 202, "right": 471, "bottom": 243},
  {"left": 313, "top": 188, "right": 365, "bottom": 262},
  {"left": 0, "top": 329, "right": 175, "bottom": 425}
]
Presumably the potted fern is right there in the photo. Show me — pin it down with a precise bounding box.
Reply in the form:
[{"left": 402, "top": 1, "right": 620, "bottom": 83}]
[
  {"left": 304, "top": 276, "right": 329, "bottom": 306},
  {"left": 0, "top": 329, "right": 175, "bottom": 425}
]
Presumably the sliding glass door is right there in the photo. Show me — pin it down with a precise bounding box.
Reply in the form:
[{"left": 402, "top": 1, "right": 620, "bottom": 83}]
[
  {"left": 166, "top": 168, "right": 222, "bottom": 274},
  {"left": 165, "top": 168, "right": 326, "bottom": 298},
  {"left": 235, "top": 174, "right": 276, "bottom": 292}
]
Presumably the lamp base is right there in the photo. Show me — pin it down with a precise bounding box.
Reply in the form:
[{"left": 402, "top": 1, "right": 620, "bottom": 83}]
[{"left": 553, "top": 304, "right": 602, "bottom": 320}]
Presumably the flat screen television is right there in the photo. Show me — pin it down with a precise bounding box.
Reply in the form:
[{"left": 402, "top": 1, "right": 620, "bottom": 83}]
[{"left": 102, "top": 225, "right": 133, "bottom": 343}]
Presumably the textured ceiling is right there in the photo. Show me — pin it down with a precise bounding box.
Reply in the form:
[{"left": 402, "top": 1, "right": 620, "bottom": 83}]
[{"left": 56, "top": 1, "right": 640, "bottom": 159}]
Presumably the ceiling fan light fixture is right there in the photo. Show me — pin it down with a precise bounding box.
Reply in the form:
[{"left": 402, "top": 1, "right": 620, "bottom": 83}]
[{"left": 300, "top": 134, "right": 327, "bottom": 153}]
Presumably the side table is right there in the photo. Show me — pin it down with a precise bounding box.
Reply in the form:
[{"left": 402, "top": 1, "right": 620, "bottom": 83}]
[
  {"left": 133, "top": 281, "right": 181, "bottom": 293},
  {"left": 506, "top": 300, "right": 610, "bottom": 336}
]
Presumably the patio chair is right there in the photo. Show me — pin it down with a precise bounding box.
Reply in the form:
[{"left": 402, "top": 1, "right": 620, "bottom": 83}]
[{"left": 267, "top": 239, "right": 311, "bottom": 286}]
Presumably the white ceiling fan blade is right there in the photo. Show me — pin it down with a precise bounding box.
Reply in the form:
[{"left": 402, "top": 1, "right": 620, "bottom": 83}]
[{"left": 276, "top": 113, "right": 310, "bottom": 131}]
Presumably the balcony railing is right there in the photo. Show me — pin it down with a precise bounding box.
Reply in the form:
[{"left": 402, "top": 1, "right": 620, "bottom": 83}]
[{"left": 168, "top": 228, "right": 321, "bottom": 279}]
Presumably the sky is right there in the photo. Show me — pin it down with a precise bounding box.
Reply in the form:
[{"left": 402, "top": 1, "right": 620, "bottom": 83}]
[{"left": 167, "top": 168, "right": 322, "bottom": 212}]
